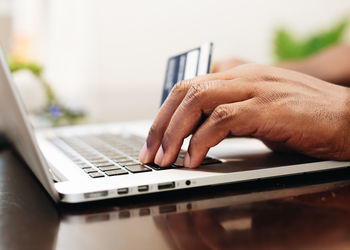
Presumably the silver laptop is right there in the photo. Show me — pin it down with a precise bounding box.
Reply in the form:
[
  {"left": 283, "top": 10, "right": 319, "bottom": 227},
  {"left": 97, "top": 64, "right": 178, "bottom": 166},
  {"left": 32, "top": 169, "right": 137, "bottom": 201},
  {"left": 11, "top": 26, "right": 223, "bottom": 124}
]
[{"left": 0, "top": 48, "right": 349, "bottom": 203}]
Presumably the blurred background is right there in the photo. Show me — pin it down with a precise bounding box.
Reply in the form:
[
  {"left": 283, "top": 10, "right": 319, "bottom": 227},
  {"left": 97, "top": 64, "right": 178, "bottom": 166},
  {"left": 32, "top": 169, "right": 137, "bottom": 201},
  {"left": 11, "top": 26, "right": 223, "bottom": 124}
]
[{"left": 0, "top": 0, "right": 349, "bottom": 125}]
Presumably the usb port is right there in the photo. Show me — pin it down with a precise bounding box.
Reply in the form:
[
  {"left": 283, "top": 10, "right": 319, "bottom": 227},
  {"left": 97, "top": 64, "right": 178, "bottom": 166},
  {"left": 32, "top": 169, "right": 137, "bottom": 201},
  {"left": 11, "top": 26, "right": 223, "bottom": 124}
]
[
  {"left": 117, "top": 188, "right": 129, "bottom": 195},
  {"left": 138, "top": 185, "right": 149, "bottom": 192},
  {"left": 158, "top": 182, "right": 175, "bottom": 190}
]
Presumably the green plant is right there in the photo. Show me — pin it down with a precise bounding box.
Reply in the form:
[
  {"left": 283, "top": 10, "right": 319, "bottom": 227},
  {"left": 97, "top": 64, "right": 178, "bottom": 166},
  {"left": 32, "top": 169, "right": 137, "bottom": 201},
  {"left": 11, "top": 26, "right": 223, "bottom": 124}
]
[
  {"left": 8, "top": 58, "right": 85, "bottom": 126},
  {"left": 274, "top": 18, "right": 349, "bottom": 62}
]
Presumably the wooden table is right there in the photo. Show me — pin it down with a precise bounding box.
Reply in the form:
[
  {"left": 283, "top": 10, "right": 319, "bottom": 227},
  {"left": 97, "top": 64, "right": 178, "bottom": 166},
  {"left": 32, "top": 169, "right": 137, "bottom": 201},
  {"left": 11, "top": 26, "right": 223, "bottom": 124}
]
[{"left": 1, "top": 146, "right": 350, "bottom": 250}]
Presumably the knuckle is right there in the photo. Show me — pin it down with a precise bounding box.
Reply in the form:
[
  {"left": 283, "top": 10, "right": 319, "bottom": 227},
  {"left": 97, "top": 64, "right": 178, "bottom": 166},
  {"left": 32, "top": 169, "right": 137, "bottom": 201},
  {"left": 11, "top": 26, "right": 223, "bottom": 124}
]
[
  {"left": 212, "top": 105, "right": 232, "bottom": 122},
  {"left": 172, "top": 80, "right": 189, "bottom": 95},
  {"left": 185, "top": 81, "right": 213, "bottom": 104},
  {"left": 188, "top": 83, "right": 204, "bottom": 100}
]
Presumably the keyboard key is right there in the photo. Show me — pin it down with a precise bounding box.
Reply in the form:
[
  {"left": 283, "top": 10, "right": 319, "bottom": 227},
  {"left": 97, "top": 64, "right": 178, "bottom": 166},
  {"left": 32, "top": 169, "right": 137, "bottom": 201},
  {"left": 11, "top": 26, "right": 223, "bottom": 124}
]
[
  {"left": 115, "top": 158, "right": 134, "bottom": 163},
  {"left": 125, "top": 164, "right": 152, "bottom": 173},
  {"left": 114, "top": 161, "right": 135, "bottom": 166},
  {"left": 102, "top": 150, "right": 112, "bottom": 155},
  {"left": 81, "top": 166, "right": 93, "bottom": 170},
  {"left": 83, "top": 167, "right": 98, "bottom": 173},
  {"left": 104, "top": 169, "right": 129, "bottom": 176},
  {"left": 172, "top": 157, "right": 185, "bottom": 168},
  {"left": 110, "top": 156, "right": 128, "bottom": 161},
  {"left": 121, "top": 161, "right": 141, "bottom": 167},
  {"left": 90, "top": 159, "right": 109, "bottom": 164},
  {"left": 146, "top": 162, "right": 173, "bottom": 171},
  {"left": 93, "top": 162, "right": 115, "bottom": 167},
  {"left": 99, "top": 165, "right": 121, "bottom": 171},
  {"left": 57, "top": 134, "right": 203, "bottom": 177},
  {"left": 77, "top": 163, "right": 91, "bottom": 168},
  {"left": 106, "top": 154, "right": 123, "bottom": 159},
  {"left": 85, "top": 157, "right": 105, "bottom": 161},
  {"left": 177, "top": 154, "right": 185, "bottom": 159},
  {"left": 89, "top": 172, "right": 105, "bottom": 178}
]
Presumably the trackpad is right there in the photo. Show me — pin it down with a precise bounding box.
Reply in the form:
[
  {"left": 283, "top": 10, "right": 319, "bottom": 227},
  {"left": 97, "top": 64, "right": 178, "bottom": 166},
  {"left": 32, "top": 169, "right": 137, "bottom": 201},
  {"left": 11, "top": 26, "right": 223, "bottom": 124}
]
[{"left": 204, "top": 138, "right": 323, "bottom": 173}]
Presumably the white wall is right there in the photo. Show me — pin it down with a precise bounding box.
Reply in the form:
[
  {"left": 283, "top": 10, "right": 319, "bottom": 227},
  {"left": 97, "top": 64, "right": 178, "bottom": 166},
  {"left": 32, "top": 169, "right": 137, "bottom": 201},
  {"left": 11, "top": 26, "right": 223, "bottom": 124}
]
[
  {"left": 43, "top": 0, "right": 350, "bottom": 123},
  {"left": 0, "top": 0, "right": 13, "bottom": 54}
]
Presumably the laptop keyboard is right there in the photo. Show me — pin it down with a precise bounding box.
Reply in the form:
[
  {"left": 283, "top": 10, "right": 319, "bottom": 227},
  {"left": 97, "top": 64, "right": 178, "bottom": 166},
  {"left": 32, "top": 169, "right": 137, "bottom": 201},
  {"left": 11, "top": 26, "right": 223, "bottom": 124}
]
[{"left": 50, "top": 133, "right": 221, "bottom": 178}]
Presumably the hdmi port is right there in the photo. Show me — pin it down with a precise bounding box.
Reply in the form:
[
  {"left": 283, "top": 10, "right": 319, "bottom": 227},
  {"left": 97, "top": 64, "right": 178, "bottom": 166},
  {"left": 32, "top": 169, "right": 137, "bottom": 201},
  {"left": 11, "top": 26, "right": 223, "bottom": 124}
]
[{"left": 158, "top": 182, "right": 175, "bottom": 190}]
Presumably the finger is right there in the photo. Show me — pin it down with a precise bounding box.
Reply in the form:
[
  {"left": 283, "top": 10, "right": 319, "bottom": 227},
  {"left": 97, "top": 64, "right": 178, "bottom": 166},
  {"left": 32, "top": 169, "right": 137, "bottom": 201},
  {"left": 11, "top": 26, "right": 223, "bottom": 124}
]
[
  {"left": 185, "top": 100, "right": 258, "bottom": 168},
  {"left": 154, "top": 79, "right": 256, "bottom": 167},
  {"left": 139, "top": 72, "right": 233, "bottom": 163}
]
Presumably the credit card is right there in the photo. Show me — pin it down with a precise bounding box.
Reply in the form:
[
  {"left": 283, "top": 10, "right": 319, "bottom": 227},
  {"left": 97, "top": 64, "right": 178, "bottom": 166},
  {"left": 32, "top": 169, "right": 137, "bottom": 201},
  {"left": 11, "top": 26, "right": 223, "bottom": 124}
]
[{"left": 161, "top": 42, "right": 213, "bottom": 105}]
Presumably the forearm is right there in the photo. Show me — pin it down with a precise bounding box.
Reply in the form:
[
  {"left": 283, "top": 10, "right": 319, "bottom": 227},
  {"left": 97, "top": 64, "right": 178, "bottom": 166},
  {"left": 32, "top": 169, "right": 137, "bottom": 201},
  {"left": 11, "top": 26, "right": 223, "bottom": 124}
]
[{"left": 277, "top": 44, "right": 350, "bottom": 86}]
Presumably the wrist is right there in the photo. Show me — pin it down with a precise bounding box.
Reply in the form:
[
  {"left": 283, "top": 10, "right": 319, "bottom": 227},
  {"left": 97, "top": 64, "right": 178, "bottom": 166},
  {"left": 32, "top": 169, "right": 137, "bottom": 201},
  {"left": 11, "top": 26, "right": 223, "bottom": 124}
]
[
  {"left": 338, "top": 87, "right": 350, "bottom": 160},
  {"left": 276, "top": 60, "right": 309, "bottom": 74}
]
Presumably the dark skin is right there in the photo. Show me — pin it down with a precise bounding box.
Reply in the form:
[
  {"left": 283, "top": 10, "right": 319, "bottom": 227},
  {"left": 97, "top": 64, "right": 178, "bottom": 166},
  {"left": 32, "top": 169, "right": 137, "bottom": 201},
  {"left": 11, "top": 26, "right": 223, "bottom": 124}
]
[
  {"left": 212, "top": 44, "right": 350, "bottom": 86},
  {"left": 139, "top": 44, "right": 350, "bottom": 168}
]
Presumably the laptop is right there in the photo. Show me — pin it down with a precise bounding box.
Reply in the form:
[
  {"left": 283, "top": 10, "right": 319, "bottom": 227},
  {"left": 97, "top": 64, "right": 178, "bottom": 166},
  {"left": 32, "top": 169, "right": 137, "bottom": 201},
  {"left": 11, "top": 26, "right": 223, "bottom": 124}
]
[{"left": 0, "top": 45, "right": 349, "bottom": 203}]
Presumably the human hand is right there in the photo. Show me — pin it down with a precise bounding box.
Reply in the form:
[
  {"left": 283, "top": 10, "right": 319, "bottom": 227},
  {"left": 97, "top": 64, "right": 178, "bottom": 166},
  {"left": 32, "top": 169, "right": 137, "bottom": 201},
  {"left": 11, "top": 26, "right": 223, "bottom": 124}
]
[
  {"left": 211, "top": 58, "right": 248, "bottom": 73},
  {"left": 139, "top": 64, "right": 350, "bottom": 168},
  {"left": 276, "top": 44, "right": 350, "bottom": 86}
]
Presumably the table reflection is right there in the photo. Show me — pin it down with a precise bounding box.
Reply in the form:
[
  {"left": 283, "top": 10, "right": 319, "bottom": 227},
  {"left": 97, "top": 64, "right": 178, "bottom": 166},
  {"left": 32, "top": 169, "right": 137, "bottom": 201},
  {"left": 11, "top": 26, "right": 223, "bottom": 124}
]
[{"left": 58, "top": 179, "right": 350, "bottom": 250}]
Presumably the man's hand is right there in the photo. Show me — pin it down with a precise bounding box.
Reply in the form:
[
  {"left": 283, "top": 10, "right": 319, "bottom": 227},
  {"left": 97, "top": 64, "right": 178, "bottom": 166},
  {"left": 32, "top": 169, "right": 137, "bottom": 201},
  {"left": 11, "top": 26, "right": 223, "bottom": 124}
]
[
  {"left": 211, "top": 58, "right": 248, "bottom": 73},
  {"left": 211, "top": 45, "right": 350, "bottom": 86},
  {"left": 139, "top": 64, "right": 350, "bottom": 168},
  {"left": 277, "top": 44, "right": 350, "bottom": 86}
]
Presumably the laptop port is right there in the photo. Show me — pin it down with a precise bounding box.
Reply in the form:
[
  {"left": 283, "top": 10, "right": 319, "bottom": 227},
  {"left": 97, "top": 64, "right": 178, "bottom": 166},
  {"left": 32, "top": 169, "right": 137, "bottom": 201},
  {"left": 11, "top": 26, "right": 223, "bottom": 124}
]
[
  {"left": 117, "top": 188, "right": 129, "bottom": 195},
  {"left": 138, "top": 185, "right": 149, "bottom": 192},
  {"left": 84, "top": 191, "right": 108, "bottom": 199},
  {"left": 158, "top": 182, "right": 175, "bottom": 190}
]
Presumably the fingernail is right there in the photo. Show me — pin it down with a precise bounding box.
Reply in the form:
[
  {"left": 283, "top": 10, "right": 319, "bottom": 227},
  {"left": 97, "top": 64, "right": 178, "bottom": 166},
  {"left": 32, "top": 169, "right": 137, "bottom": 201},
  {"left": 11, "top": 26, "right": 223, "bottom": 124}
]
[
  {"left": 155, "top": 146, "right": 164, "bottom": 166},
  {"left": 184, "top": 152, "right": 191, "bottom": 168},
  {"left": 138, "top": 143, "right": 148, "bottom": 163}
]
